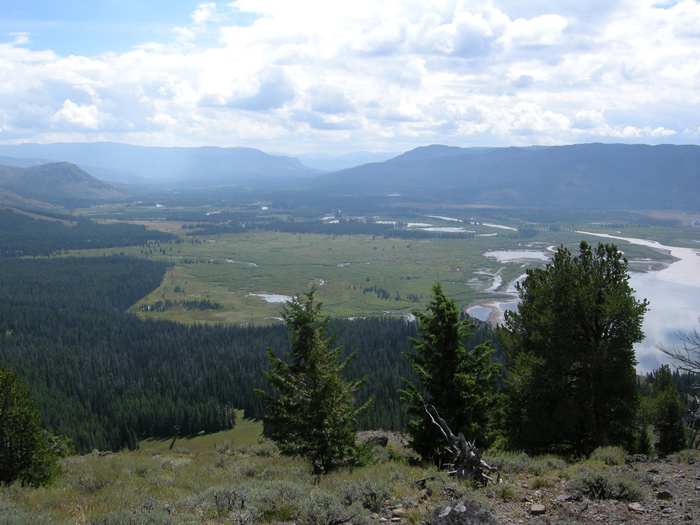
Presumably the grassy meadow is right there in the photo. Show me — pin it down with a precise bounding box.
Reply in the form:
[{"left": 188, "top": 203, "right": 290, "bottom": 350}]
[
  {"left": 66, "top": 207, "right": 680, "bottom": 325},
  {"left": 139, "top": 412, "right": 263, "bottom": 455}
]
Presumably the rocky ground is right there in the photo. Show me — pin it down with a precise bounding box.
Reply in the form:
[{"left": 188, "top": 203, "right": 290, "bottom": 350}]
[
  {"left": 356, "top": 433, "right": 700, "bottom": 525},
  {"left": 483, "top": 456, "right": 700, "bottom": 524}
]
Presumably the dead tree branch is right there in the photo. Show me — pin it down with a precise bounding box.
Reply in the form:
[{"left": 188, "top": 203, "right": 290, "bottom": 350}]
[{"left": 425, "top": 405, "right": 499, "bottom": 485}]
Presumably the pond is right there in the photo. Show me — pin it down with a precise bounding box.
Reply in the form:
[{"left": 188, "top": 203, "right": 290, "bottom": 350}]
[
  {"left": 484, "top": 250, "right": 550, "bottom": 263},
  {"left": 248, "top": 293, "right": 293, "bottom": 304}
]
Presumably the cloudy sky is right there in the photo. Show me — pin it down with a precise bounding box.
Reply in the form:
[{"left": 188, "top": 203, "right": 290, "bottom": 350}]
[{"left": 1, "top": 0, "right": 698, "bottom": 154}]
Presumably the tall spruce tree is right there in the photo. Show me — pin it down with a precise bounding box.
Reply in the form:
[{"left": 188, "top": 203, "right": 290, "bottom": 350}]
[
  {"left": 498, "top": 242, "right": 648, "bottom": 456},
  {"left": 256, "top": 288, "right": 371, "bottom": 473},
  {"left": 400, "top": 282, "right": 500, "bottom": 464},
  {"left": 652, "top": 365, "right": 687, "bottom": 455}
]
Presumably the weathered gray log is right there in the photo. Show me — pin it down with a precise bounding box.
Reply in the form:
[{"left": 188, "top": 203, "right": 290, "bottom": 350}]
[{"left": 425, "top": 406, "right": 499, "bottom": 485}]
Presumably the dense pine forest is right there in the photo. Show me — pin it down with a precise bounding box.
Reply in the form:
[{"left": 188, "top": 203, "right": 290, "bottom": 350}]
[
  {"left": 0, "top": 208, "right": 503, "bottom": 453},
  {"left": 0, "top": 208, "right": 175, "bottom": 257}
]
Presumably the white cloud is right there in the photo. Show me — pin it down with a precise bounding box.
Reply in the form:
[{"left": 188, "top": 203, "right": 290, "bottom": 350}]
[
  {"left": 192, "top": 3, "right": 221, "bottom": 25},
  {"left": 50, "top": 100, "right": 113, "bottom": 130},
  {"left": 502, "top": 14, "right": 568, "bottom": 47},
  {"left": 0, "top": 1, "right": 698, "bottom": 151},
  {"left": 650, "top": 126, "right": 677, "bottom": 136}
]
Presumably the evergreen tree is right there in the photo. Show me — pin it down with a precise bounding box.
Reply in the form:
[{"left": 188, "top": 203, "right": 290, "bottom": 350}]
[
  {"left": 0, "top": 365, "right": 71, "bottom": 487},
  {"left": 652, "top": 365, "right": 686, "bottom": 455},
  {"left": 256, "top": 288, "right": 372, "bottom": 473},
  {"left": 498, "top": 242, "right": 648, "bottom": 456},
  {"left": 400, "top": 282, "right": 500, "bottom": 463}
]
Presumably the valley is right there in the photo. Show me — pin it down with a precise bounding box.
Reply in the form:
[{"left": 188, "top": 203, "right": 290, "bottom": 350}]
[{"left": 64, "top": 205, "right": 681, "bottom": 327}]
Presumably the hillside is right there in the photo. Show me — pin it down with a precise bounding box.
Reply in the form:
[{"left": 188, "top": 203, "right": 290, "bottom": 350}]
[
  {"left": 0, "top": 442, "right": 697, "bottom": 524},
  {"left": 0, "top": 142, "right": 321, "bottom": 186},
  {"left": 316, "top": 143, "right": 700, "bottom": 210},
  {"left": 0, "top": 162, "right": 134, "bottom": 205}
]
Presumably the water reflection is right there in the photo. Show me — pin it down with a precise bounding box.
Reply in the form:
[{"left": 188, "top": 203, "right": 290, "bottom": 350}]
[{"left": 469, "top": 233, "right": 700, "bottom": 373}]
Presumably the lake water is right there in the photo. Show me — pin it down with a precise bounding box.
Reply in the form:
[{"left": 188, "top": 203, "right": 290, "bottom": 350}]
[
  {"left": 470, "top": 235, "right": 700, "bottom": 373},
  {"left": 248, "top": 293, "right": 293, "bottom": 304},
  {"left": 577, "top": 232, "right": 700, "bottom": 372},
  {"left": 484, "top": 250, "right": 550, "bottom": 263}
]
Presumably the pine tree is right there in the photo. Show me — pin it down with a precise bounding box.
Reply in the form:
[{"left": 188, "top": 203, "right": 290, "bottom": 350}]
[
  {"left": 256, "top": 288, "right": 372, "bottom": 473},
  {"left": 400, "top": 282, "right": 500, "bottom": 464},
  {"left": 498, "top": 242, "right": 648, "bottom": 456},
  {"left": 652, "top": 365, "right": 686, "bottom": 455},
  {"left": 0, "top": 365, "right": 72, "bottom": 487}
]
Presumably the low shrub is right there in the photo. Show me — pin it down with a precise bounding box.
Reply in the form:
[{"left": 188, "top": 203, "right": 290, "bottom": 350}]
[
  {"left": 483, "top": 450, "right": 532, "bottom": 473},
  {"left": 339, "top": 479, "right": 391, "bottom": 512},
  {"left": 589, "top": 447, "right": 627, "bottom": 466},
  {"left": 87, "top": 509, "right": 176, "bottom": 525},
  {"left": 531, "top": 476, "right": 553, "bottom": 489},
  {"left": 301, "top": 491, "right": 366, "bottom": 525},
  {"left": 670, "top": 449, "right": 700, "bottom": 464},
  {"left": 485, "top": 483, "right": 518, "bottom": 501},
  {"left": 528, "top": 455, "right": 568, "bottom": 476},
  {"left": 572, "top": 467, "right": 644, "bottom": 501},
  {"left": 0, "top": 496, "right": 59, "bottom": 525}
]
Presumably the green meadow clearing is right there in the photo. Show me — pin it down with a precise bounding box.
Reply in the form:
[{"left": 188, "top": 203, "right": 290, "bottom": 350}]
[
  {"left": 139, "top": 411, "right": 263, "bottom": 454},
  {"left": 66, "top": 212, "right": 678, "bottom": 325}
]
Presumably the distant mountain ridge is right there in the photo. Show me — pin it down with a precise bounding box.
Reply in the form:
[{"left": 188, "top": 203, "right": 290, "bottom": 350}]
[
  {"left": 316, "top": 143, "right": 700, "bottom": 209},
  {"left": 0, "top": 142, "right": 698, "bottom": 210},
  {"left": 0, "top": 142, "right": 320, "bottom": 186},
  {"left": 0, "top": 162, "right": 134, "bottom": 205}
]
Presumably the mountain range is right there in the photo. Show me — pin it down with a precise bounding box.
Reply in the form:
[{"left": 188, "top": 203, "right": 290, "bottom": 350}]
[
  {"left": 316, "top": 143, "right": 700, "bottom": 209},
  {"left": 0, "top": 143, "right": 320, "bottom": 186},
  {"left": 0, "top": 142, "right": 698, "bottom": 210}
]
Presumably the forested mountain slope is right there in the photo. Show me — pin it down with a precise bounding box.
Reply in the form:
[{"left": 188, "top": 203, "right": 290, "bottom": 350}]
[
  {"left": 0, "top": 162, "right": 134, "bottom": 205},
  {"left": 316, "top": 143, "right": 700, "bottom": 209}
]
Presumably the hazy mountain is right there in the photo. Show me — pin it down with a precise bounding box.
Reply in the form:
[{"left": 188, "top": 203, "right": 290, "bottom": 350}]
[
  {"left": 0, "top": 162, "right": 135, "bottom": 205},
  {"left": 295, "top": 151, "right": 401, "bottom": 172},
  {"left": 0, "top": 156, "right": 57, "bottom": 169},
  {"left": 316, "top": 143, "right": 700, "bottom": 210},
  {"left": 0, "top": 143, "right": 320, "bottom": 186}
]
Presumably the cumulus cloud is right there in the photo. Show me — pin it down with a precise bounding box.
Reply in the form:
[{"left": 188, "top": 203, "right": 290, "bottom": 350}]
[
  {"left": 49, "top": 99, "right": 126, "bottom": 130},
  {"left": 0, "top": 0, "right": 698, "bottom": 151}
]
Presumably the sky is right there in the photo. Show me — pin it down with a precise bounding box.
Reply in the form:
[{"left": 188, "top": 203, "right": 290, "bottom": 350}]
[{"left": 0, "top": 0, "right": 698, "bottom": 154}]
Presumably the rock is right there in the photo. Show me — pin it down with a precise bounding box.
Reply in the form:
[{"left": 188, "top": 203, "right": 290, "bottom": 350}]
[
  {"left": 530, "top": 504, "right": 546, "bottom": 515},
  {"left": 392, "top": 508, "right": 406, "bottom": 518},
  {"left": 627, "top": 502, "right": 645, "bottom": 513},
  {"left": 625, "top": 454, "right": 648, "bottom": 464},
  {"left": 430, "top": 500, "right": 500, "bottom": 525},
  {"left": 369, "top": 435, "right": 390, "bottom": 447},
  {"left": 656, "top": 490, "right": 674, "bottom": 501},
  {"left": 555, "top": 494, "right": 572, "bottom": 504}
]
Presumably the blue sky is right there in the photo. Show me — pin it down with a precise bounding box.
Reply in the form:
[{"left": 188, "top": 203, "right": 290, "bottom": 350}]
[{"left": 0, "top": 0, "right": 698, "bottom": 153}]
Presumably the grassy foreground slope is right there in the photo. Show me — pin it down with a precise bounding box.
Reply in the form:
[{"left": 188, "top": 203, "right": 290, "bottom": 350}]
[{"left": 2, "top": 441, "right": 699, "bottom": 524}]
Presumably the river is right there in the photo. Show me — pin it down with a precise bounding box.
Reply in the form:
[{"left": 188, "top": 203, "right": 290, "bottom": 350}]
[
  {"left": 468, "top": 233, "right": 700, "bottom": 373},
  {"left": 577, "top": 232, "right": 700, "bottom": 373}
]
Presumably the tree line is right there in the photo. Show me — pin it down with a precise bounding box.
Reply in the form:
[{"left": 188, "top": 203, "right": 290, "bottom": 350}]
[{"left": 0, "top": 208, "right": 175, "bottom": 257}]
